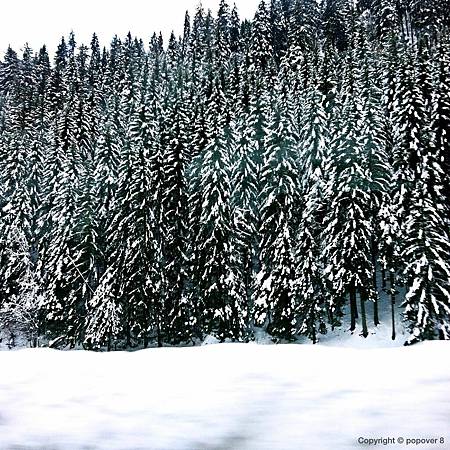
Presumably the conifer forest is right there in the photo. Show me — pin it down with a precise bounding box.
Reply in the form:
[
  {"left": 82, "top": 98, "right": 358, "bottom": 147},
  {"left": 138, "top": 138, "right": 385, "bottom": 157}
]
[{"left": 1, "top": 0, "right": 450, "bottom": 350}]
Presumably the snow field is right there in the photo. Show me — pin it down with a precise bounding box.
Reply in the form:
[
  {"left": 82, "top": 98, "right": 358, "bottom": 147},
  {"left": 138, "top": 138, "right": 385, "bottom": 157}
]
[{"left": 0, "top": 341, "right": 449, "bottom": 450}]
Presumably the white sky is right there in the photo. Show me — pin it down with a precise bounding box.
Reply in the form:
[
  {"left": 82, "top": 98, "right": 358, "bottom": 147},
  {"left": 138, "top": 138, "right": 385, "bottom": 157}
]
[{"left": 1, "top": 0, "right": 260, "bottom": 58}]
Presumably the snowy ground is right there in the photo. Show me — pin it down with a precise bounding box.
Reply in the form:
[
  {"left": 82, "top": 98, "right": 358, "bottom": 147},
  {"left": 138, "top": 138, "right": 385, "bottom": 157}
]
[
  {"left": 0, "top": 293, "right": 448, "bottom": 449},
  {"left": 0, "top": 341, "right": 449, "bottom": 450}
]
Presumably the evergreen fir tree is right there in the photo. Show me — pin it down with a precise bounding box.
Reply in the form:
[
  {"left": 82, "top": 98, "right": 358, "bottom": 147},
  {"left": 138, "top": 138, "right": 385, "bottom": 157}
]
[
  {"left": 295, "top": 80, "right": 330, "bottom": 342},
  {"left": 255, "top": 92, "right": 299, "bottom": 340},
  {"left": 323, "top": 59, "right": 374, "bottom": 337},
  {"left": 402, "top": 156, "right": 450, "bottom": 343},
  {"left": 188, "top": 80, "right": 245, "bottom": 341}
]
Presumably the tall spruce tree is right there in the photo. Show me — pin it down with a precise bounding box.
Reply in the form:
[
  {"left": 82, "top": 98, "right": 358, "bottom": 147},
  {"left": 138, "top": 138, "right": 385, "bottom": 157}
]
[
  {"left": 295, "top": 80, "right": 330, "bottom": 342},
  {"left": 255, "top": 91, "right": 299, "bottom": 340},
  {"left": 188, "top": 80, "right": 245, "bottom": 341}
]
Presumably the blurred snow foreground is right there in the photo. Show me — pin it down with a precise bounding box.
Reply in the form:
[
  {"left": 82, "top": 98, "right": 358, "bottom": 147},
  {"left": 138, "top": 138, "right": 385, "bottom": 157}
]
[{"left": 0, "top": 342, "right": 449, "bottom": 450}]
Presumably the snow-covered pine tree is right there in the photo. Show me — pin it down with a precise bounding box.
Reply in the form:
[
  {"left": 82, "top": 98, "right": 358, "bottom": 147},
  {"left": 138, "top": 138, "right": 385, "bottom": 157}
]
[
  {"left": 0, "top": 46, "right": 20, "bottom": 99},
  {"left": 321, "top": 0, "right": 352, "bottom": 51},
  {"left": 270, "top": 0, "right": 289, "bottom": 64},
  {"left": 391, "top": 43, "right": 428, "bottom": 235},
  {"left": 190, "top": 3, "right": 207, "bottom": 86},
  {"left": 39, "top": 37, "right": 104, "bottom": 346},
  {"left": 289, "top": 0, "right": 320, "bottom": 52},
  {"left": 377, "top": 29, "right": 403, "bottom": 339},
  {"left": 410, "top": 0, "right": 442, "bottom": 44},
  {"left": 92, "top": 100, "right": 121, "bottom": 274},
  {"left": 323, "top": 47, "right": 375, "bottom": 337},
  {"left": 159, "top": 81, "right": 194, "bottom": 344},
  {"left": 255, "top": 89, "right": 300, "bottom": 341},
  {"left": 106, "top": 97, "right": 162, "bottom": 348},
  {"left": 295, "top": 77, "right": 330, "bottom": 343},
  {"left": 215, "top": 0, "right": 231, "bottom": 66},
  {"left": 181, "top": 11, "right": 191, "bottom": 62},
  {"left": 230, "top": 4, "right": 242, "bottom": 54},
  {"left": 188, "top": 79, "right": 245, "bottom": 341},
  {"left": 66, "top": 43, "right": 106, "bottom": 343},
  {"left": 231, "top": 106, "right": 260, "bottom": 336},
  {"left": 84, "top": 267, "right": 122, "bottom": 351},
  {"left": 251, "top": 0, "right": 275, "bottom": 75},
  {"left": 0, "top": 45, "right": 41, "bottom": 309},
  {"left": 402, "top": 153, "right": 450, "bottom": 343},
  {"left": 356, "top": 26, "right": 390, "bottom": 327},
  {"left": 431, "top": 33, "right": 450, "bottom": 220}
]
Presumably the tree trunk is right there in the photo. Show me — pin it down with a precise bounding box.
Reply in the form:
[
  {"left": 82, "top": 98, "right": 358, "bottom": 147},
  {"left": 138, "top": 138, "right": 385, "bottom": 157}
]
[
  {"left": 390, "top": 271, "right": 396, "bottom": 341},
  {"left": 244, "top": 244, "right": 253, "bottom": 335},
  {"left": 126, "top": 323, "right": 131, "bottom": 348},
  {"left": 350, "top": 284, "right": 357, "bottom": 332},
  {"left": 381, "top": 268, "right": 387, "bottom": 290},
  {"left": 156, "top": 315, "right": 162, "bottom": 348},
  {"left": 329, "top": 308, "right": 335, "bottom": 331},
  {"left": 125, "top": 303, "right": 132, "bottom": 348},
  {"left": 373, "top": 296, "right": 380, "bottom": 326},
  {"left": 373, "top": 272, "right": 380, "bottom": 327},
  {"left": 371, "top": 237, "right": 380, "bottom": 326},
  {"left": 360, "top": 290, "right": 369, "bottom": 338},
  {"left": 143, "top": 331, "right": 149, "bottom": 349}
]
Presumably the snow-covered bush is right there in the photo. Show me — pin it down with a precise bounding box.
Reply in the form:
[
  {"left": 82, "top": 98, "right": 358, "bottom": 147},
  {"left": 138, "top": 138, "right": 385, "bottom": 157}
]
[{"left": 0, "top": 226, "right": 44, "bottom": 348}]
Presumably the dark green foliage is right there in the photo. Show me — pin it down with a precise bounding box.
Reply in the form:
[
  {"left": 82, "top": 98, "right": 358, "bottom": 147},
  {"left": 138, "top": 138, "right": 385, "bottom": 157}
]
[{"left": 1, "top": 0, "right": 449, "bottom": 349}]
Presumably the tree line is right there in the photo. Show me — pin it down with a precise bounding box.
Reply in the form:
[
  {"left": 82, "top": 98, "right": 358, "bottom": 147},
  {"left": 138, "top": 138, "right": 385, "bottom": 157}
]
[{"left": 0, "top": 0, "right": 449, "bottom": 349}]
